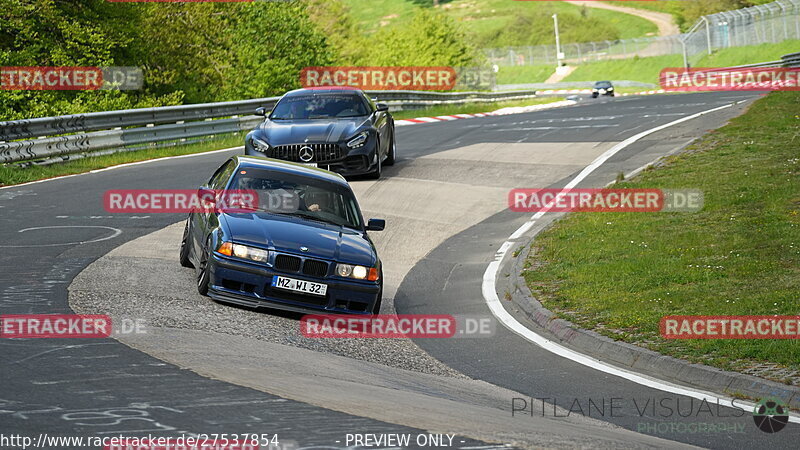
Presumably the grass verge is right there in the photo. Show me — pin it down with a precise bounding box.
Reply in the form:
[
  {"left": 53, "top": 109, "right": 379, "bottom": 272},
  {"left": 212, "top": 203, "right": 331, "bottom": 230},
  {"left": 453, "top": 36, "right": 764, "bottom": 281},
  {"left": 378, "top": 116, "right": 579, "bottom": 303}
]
[
  {"left": 496, "top": 65, "right": 557, "bottom": 85},
  {"left": 523, "top": 91, "right": 800, "bottom": 381},
  {"left": 0, "top": 134, "right": 245, "bottom": 187},
  {"left": 564, "top": 40, "right": 800, "bottom": 84}
]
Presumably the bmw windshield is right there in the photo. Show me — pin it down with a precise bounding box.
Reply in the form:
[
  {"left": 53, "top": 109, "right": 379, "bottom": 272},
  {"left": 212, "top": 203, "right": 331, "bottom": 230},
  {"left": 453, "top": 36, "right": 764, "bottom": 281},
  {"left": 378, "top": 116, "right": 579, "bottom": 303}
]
[
  {"left": 270, "top": 93, "right": 370, "bottom": 120},
  {"left": 229, "top": 168, "right": 363, "bottom": 229}
]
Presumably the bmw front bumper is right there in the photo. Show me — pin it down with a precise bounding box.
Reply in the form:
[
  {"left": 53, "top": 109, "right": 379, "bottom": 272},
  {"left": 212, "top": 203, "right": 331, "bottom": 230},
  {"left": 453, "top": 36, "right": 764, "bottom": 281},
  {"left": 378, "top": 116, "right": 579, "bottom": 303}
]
[{"left": 207, "top": 253, "right": 381, "bottom": 315}]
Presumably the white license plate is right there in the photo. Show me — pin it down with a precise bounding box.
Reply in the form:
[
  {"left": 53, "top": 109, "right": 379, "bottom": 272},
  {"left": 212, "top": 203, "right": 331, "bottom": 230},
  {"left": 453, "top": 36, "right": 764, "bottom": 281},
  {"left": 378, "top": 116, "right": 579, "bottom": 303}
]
[
  {"left": 300, "top": 163, "right": 318, "bottom": 168},
  {"left": 271, "top": 276, "right": 327, "bottom": 296}
]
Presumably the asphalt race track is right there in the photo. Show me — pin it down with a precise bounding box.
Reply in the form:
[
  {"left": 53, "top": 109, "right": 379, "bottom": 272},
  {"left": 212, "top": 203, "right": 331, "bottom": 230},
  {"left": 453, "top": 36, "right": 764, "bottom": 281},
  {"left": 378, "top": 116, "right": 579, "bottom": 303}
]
[{"left": 2, "top": 91, "right": 796, "bottom": 449}]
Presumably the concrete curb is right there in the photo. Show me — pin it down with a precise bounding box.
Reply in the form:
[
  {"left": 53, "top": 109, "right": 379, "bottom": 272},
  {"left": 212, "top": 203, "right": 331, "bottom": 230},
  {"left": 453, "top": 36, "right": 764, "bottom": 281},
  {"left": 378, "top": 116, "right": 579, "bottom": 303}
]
[{"left": 498, "top": 218, "right": 800, "bottom": 411}]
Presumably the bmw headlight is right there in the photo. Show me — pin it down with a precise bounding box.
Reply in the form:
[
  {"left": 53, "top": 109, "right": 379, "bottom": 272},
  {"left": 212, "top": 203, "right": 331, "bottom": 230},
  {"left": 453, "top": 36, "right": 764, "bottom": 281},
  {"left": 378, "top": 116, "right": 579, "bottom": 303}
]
[
  {"left": 251, "top": 137, "right": 271, "bottom": 153},
  {"left": 607, "top": 87, "right": 614, "bottom": 91},
  {"left": 218, "top": 242, "right": 269, "bottom": 263},
  {"left": 336, "top": 263, "right": 379, "bottom": 281},
  {"left": 346, "top": 131, "right": 368, "bottom": 149}
]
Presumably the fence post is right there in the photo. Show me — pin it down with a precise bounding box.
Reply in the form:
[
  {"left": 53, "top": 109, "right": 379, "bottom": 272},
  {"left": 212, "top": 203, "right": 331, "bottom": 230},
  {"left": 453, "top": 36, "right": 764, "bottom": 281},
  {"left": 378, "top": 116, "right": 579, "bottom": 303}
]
[
  {"left": 702, "top": 17, "right": 712, "bottom": 55},
  {"left": 778, "top": 0, "right": 789, "bottom": 40},
  {"left": 680, "top": 38, "right": 689, "bottom": 69}
]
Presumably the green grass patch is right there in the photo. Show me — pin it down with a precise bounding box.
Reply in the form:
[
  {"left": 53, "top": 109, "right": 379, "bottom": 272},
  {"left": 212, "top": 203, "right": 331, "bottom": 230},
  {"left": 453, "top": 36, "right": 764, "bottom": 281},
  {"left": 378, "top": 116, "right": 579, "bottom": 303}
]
[
  {"left": 496, "top": 65, "right": 556, "bottom": 85},
  {"left": 391, "top": 96, "right": 564, "bottom": 120},
  {"left": 697, "top": 40, "right": 800, "bottom": 67},
  {"left": 0, "top": 134, "right": 245, "bottom": 187},
  {"left": 343, "top": 0, "right": 657, "bottom": 47},
  {"left": 523, "top": 91, "right": 800, "bottom": 379},
  {"left": 565, "top": 55, "right": 684, "bottom": 84},
  {"left": 564, "top": 40, "right": 800, "bottom": 84}
]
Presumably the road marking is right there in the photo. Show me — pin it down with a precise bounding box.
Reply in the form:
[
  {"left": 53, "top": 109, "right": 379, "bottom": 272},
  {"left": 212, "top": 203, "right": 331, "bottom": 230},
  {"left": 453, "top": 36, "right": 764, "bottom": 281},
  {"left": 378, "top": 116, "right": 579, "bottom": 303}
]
[
  {"left": 0, "top": 226, "right": 122, "bottom": 247},
  {"left": 483, "top": 100, "right": 800, "bottom": 423}
]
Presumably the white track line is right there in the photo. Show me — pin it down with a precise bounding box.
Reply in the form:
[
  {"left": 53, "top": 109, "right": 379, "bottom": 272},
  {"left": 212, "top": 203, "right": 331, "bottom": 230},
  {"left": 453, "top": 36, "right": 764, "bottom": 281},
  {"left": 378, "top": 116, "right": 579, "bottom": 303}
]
[{"left": 483, "top": 99, "right": 800, "bottom": 423}]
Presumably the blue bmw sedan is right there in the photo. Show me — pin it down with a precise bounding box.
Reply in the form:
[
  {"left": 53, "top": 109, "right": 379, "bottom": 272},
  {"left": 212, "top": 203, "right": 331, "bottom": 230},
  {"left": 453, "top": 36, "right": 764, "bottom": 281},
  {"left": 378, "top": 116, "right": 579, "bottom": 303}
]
[{"left": 180, "top": 156, "right": 385, "bottom": 315}]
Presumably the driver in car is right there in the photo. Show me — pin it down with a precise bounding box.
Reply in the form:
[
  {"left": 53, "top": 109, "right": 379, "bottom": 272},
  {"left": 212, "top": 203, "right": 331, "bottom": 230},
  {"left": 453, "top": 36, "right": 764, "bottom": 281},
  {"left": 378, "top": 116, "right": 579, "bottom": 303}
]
[{"left": 304, "top": 190, "right": 330, "bottom": 213}]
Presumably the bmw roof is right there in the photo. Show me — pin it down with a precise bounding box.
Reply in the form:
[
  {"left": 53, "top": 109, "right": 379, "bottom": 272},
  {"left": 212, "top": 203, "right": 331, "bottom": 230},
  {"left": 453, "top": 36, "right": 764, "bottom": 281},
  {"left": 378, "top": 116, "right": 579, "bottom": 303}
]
[{"left": 233, "top": 155, "right": 349, "bottom": 187}]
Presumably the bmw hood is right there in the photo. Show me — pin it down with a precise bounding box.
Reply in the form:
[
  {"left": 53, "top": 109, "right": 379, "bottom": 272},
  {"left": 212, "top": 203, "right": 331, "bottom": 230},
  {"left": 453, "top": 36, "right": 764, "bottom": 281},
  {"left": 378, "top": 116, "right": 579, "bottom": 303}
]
[
  {"left": 255, "top": 118, "right": 368, "bottom": 146},
  {"left": 222, "top": 213, "right": 376, "bottom": 266}
]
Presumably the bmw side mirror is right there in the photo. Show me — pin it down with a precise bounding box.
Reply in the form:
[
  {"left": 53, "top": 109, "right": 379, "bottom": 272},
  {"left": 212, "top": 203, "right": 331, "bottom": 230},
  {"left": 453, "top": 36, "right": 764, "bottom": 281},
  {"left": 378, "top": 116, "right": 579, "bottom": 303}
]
[
  {"left": 255, "top": 107, "right": 268, "bottom": 116},
  {"left": 375, "top": 103, "right": 389, "bottom": 112},
  {"left": 366, "top": 218, "right": 385, "bottom": 231}
]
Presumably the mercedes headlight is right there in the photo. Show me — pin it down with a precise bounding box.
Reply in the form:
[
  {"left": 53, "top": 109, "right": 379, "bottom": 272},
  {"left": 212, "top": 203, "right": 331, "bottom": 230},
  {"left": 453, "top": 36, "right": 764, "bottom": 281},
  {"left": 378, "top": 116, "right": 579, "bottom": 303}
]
[
  {"left": 336, "top": 263, "right": 379, "bottom": 281},
  {"left": 346, "top": 131, "right": 368, "bottom": 149},
  {"left": 251, "top": 137, "right": 271, "bottom": 153}
]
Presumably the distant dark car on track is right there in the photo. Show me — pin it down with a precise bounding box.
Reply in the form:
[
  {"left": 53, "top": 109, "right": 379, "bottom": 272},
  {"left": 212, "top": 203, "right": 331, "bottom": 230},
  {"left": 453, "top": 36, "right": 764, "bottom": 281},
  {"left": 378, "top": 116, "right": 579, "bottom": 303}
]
[
  {"left": 592, "top": 81, "right": 615, "bottom": 98},
  {"left": 180, "top": 156, "right": 386, "bottom": 315},
  {"left": 245, "top": 87, "right": 395, "bottom": 179}
]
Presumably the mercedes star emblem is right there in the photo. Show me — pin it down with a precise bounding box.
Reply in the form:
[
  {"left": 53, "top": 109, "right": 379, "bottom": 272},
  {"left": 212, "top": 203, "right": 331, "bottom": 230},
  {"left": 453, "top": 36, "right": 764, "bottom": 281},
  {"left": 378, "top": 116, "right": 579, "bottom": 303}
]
[{"left": 299, "top": 146, "right": 314, "bottom": 163}]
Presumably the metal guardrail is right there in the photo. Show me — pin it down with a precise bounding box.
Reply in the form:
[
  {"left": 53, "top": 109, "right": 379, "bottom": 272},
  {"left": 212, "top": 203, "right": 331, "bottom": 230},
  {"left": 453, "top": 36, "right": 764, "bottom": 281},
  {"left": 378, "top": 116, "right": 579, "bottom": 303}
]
[
  {"left": 723, "top": 51, "right": 800, "bottom": 69},
  {"left": 0, "top": 89, "right": 538, "bottom": 164}
]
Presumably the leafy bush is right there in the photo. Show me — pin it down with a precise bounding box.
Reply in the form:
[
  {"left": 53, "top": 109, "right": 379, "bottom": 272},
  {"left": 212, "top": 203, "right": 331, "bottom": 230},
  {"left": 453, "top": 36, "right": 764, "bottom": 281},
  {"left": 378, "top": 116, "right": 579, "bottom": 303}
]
[
  {"left": 368, "top": 9, "right": 480, "bottom": 67},
  {"left": 0, "top": 0, "right": 488, "bottom": 121}
]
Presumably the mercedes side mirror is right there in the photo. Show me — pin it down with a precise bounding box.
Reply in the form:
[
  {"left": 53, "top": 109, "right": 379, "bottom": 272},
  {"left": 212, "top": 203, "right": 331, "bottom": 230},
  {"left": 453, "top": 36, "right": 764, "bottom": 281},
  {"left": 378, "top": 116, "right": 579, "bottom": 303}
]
[
  {"left": 255, "top": 107, "right": 268, "bottom": 116},
  {"left": 375, "top": 103, "right": 389, "bottom": 112},
  {"left": 198, "top": 187, "right": 216, "bottom": 206}
]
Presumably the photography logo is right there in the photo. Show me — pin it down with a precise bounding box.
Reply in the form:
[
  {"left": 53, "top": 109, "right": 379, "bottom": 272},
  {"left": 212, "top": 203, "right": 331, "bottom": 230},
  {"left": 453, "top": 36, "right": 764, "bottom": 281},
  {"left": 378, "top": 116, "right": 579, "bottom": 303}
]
[{"left": 752, "top": 398, "right": 789, "bottom": 433}]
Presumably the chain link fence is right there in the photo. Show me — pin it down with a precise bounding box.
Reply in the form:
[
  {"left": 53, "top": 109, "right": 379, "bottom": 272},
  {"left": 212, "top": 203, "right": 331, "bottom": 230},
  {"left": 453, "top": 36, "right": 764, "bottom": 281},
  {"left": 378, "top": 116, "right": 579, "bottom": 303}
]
[
  {"left": 682, "top": 0, "right": 800, "bottom": 67},
  {"left": 486, "top": 36, "right": 683, "bottom": 67},
  {"left": 485, "top": 0, "right": 800, "bottom": 68}
]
